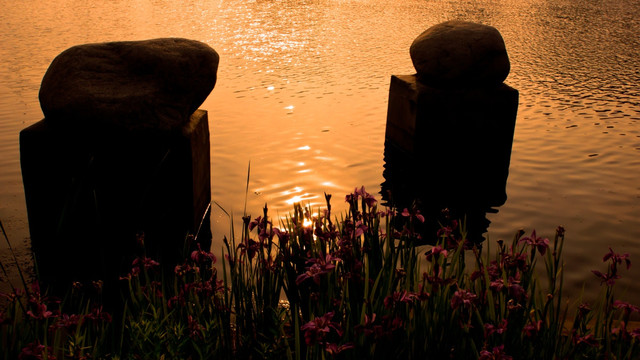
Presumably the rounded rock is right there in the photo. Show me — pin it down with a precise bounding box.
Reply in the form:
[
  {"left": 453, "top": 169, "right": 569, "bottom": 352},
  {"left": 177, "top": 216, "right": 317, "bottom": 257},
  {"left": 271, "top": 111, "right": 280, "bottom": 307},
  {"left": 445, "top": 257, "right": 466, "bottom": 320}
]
[
  {"left": 410, "top": 21, "right": 510, "bottom": 88},
  {"left": 39, "top": 38, "right": 219, "bottom": 132}
]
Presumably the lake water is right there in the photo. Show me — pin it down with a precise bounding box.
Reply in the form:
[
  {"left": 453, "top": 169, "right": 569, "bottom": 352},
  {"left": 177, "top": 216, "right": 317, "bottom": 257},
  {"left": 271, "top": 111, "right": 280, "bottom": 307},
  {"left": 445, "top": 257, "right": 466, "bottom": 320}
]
[{"left": 1, "top": 0, "right": 639, "bottom": 304}]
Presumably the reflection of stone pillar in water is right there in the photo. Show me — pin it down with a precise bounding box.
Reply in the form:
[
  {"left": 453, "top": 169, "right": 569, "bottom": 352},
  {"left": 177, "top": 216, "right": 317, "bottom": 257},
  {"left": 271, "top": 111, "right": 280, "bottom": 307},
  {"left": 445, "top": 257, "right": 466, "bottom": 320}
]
[
  {"left": 383, "top": 21, "right": 518, "bottom": 244},
  {"left": 20, "top": 38, "right": 219, "bottom": 304}
]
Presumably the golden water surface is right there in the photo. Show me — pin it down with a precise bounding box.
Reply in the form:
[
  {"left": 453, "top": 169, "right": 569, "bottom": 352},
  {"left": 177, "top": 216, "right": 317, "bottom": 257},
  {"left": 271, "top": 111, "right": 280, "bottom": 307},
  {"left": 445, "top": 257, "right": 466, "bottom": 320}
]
[{"left": 0, "top": 0, "right": 639, "bottom": 304}]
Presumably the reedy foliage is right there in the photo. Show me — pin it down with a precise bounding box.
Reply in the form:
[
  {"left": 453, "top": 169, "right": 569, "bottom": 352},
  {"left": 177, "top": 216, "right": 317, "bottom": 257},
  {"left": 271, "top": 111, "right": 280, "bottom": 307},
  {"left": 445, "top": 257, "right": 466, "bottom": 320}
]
[{"left": 1, "top": 188, "right": 639, "bottom": 359}]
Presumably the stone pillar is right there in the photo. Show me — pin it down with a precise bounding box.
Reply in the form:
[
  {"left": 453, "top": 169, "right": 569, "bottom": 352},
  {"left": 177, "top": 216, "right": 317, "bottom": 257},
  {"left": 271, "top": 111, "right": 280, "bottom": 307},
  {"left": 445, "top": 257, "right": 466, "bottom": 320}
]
[
  {"left": 20, "top": 38, "right": 219, "bottom": 300},
  {"left": 383, "top": 21, "right": 518, "bottom": 243},
  {"left": 20, "top": 110, "right": 211, "bottom": 294}
]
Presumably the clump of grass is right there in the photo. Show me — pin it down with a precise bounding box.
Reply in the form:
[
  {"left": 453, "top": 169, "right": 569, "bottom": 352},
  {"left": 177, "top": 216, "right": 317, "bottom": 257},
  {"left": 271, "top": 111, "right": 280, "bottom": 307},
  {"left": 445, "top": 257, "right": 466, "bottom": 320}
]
[{"left": 1, "top": 188, "right": 639, "bottom": 359}]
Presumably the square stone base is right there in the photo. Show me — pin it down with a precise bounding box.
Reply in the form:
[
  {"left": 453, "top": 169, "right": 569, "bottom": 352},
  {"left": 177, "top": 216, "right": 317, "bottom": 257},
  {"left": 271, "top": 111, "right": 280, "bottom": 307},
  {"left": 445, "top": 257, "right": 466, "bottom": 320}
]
[
  {"left": 384, "top": 75, "right": 518, "bottom": 208},
  {"left": 20, "top": 110, "right": 211, "bottom": 297}
]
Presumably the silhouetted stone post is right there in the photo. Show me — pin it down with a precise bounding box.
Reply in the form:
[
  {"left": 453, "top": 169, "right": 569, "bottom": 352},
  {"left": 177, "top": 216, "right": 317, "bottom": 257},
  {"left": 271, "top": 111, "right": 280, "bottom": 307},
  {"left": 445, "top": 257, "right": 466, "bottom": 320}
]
[
  {"left": 384, "top": 21, "right": 518, "bottom": 243},
  {"left": 20, "top": 38, "right": 219, "bottom": 302}
]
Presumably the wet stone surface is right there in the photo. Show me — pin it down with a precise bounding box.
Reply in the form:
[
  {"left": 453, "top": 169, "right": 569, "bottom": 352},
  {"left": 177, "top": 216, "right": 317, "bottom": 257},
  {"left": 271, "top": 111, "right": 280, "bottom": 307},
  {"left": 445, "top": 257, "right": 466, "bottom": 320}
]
[
  {"left": 39, "top": 38, "right": 219, "bottom": 132},
  {"left": 410, "top": 20, "right": 510, "bottom": 89}
]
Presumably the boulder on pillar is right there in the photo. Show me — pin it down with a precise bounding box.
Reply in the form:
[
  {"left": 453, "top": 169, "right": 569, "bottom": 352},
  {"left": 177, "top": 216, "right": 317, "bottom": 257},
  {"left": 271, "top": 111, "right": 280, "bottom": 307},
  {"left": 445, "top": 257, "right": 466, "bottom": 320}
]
[
  {"left": 21, "top": 38, "right": 218, "bottom": 303},
  {"left": 410, "top": 20, "right": 510, "bottom": 89},
  {"left": 384, "top": 21, "right": 518, "bottom": 244},
  {"left": 39, "top": 38, "right": 219, "bottom": 133}
]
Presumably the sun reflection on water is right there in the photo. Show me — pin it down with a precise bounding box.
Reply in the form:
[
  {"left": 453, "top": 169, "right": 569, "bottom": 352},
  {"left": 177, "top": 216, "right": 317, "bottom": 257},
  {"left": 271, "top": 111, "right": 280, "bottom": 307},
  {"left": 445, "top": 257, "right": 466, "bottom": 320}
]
[
  {"left": 302, "top": 217, "right": 313, "bottom": 228},
  {"left": 286, "top": 195, "right": 303, "bottom": 204}
]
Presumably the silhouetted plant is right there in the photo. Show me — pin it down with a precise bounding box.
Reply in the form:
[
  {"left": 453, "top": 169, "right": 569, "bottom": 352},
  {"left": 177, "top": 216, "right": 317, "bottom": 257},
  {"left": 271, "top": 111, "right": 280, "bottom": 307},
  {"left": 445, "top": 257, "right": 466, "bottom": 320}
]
[{"left": 1, "top": 189, "right": 639, "bottom": 359}]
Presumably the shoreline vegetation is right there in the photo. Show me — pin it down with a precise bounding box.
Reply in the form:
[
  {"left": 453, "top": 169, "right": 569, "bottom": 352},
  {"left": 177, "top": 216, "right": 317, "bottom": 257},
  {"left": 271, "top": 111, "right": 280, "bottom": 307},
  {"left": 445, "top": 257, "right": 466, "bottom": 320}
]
[{"left": 1, "top": 187, "right": 639, "bottom": 359}]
